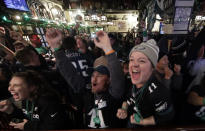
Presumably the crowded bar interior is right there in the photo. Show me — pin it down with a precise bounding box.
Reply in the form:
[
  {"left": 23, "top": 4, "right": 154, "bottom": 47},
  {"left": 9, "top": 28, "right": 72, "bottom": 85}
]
[{"left": 0, "top": 0, "right": 205, "bottom": 130}]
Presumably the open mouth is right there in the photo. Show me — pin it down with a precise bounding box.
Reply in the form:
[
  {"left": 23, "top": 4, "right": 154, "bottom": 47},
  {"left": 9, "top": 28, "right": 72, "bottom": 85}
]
[
  {"left": 11, "top": 92, "right": 19, "bottom": 100},
  {"left": 131, "top": 69, "right": 140, "bottom": 80},
  {"left": 92, "top": 83, "right": 97, "bottom": 88}
]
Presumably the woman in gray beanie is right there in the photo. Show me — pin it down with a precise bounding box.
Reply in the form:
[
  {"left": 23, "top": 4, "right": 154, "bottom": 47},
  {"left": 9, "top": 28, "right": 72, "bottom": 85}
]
[{"left": 117, "top": 39, "right": 175, "bottom": 127}]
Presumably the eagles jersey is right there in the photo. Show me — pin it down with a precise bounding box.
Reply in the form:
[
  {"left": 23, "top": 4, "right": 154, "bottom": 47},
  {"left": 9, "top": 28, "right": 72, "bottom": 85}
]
[
  {"left": 125, "top": 74, "right": 175, "bottom": 127},
  {"left": 65, "top": 50, "right": 92, "bottom": 88},
  {"left": 184, "top": 85, "right": 205, "bottom": 124},
  {"left": 84, "top": 91, "right": 122, "bottom": 128},
  {"left": 9, "top": 96, "right": 70, "bottom": 130}
]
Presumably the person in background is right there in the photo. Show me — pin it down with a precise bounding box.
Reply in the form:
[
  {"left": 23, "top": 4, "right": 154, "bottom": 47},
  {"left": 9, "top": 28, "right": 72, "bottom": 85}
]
[
  {"left": 15, "top": 46, "right": 43, "bottom": 69},
  {"left": 61, "top": 36, "right": 92, "bottom": 93},
  {"left": 0, "top": 26, "right": 15, "bottom": 51},
  {"left": 155, "top": 54, "right": 182, "bottom": 90},
  {"left": 28, "top": 35, "right": 48, "bottom": 55},
  {"left": 10, "top": 31, "right": 27, "bottom": 45},
  {"left": 134, "top": 36, "right": 142, "bottom": 46},
  {"left": 76, "top": 37, "right": 95, "bottom": 65},
  {"left": 185, "top": 75, "right": 205, "bottom": 124},
  {"left": 15, "top": 46, "right": 69, "bottom": 99},
  {"left": 60, "top": 36, "right": 92, "bottom": 128},
  {"left": 108, "top": 33, "right": 123, "bottom": 58},
  {"left": 186, "top": 45, "right": 205, "bottom": 93},
  {"left": 0, "top": 70, "right": 70, "bottom": 130},
  {"left": 154, "top": 53, "right": 183, "bottom": 124},
  {"left": 116, "top": 39, "right": 175, "bottom": 127},
  {"left": 13, "top": 40, "right": 29, "bottom": 52}
]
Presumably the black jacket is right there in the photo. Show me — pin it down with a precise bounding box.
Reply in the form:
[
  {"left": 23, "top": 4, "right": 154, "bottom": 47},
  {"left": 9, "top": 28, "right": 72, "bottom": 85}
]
[
  {"left": 10, "top": 94, "right": 70, "bottom": 130},
  {"left": 125, "top": 74, "right": 175, "bottom": 127}
]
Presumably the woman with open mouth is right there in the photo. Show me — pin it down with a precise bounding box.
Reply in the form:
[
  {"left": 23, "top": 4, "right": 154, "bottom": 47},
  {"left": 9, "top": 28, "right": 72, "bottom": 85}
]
[
  {"left": 1, "top": 70, "right": 70, "bottom": 130},
  {"left": 117, "top": 39, "right": 175, "bottom": 127}
]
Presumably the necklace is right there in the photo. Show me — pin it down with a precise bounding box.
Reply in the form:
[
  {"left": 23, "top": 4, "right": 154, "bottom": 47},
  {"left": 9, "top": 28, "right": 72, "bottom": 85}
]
[
  {"left": 26, "top": 100, "right": 34, "bottom": 120},
  {"left": 132, "top": 78, "right": 152, "bottom": 119},
  {"left": 93, "top": 95, "right": 104, "bottom": 124},
  {"left": 132, "top": 85, "right": 145, "bottom": 119}
]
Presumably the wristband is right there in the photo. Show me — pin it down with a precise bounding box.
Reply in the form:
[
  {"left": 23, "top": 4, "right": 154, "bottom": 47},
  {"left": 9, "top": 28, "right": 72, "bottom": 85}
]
[
  {"left": 203, "top": 98, "right": 205, "bottom": 105},
  {"left": 105, "top": 49, "right": 115, "bottom": 55},
  {"left": 134, "top": 113, "right": 141, "bottom": 123}
]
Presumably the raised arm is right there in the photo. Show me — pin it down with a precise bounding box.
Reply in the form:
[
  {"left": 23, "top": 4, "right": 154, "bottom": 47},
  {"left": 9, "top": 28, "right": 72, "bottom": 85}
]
[
  {"left": 0, "top": 43, "right": 15, "bottom": 61},
  {"left": 94, "top": 31, "right": 124, "bottom": 99},
  {"left": 46, "top": 28, "right": 85, "bottom": 93}
]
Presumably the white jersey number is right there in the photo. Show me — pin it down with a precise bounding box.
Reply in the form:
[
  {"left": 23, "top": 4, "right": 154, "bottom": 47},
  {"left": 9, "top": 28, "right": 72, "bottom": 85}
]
[
  {"left": 72, "top": 60, "right": 88, "bottom": 77},
  {"left": 88, "top": 108, "right": 108, "bottom": 128}
]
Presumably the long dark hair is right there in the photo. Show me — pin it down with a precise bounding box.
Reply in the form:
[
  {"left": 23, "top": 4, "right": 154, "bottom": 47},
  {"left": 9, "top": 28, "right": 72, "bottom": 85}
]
[{"left": 12, "top": 70, "right": 60, "bottom": 101}]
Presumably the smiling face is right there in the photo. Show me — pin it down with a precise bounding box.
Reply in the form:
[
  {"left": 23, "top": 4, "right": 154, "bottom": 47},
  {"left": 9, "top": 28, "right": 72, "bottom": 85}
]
[
  {"left": 91, "top": 71, "right": 110, "bottom": 94},
  {"left": 129, "top": 51, "right": 153, "bottom": 88},
  {"left": 8, "top": 76, "right": 31, "bottom": 101}
]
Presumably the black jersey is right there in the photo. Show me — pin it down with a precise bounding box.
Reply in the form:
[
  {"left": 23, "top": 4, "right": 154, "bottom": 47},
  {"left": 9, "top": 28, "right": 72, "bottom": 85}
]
[
  {"left": 125, "top": 74, "right": 175, "bottom": 127},
  {"left": 65, "top": 50, "right": 92, "bottom": 88},
  {"left": 185, "top": 85, "right": 205, "bottom": 124},
  {"left": 10, "top": 95, "right": 70, "bottom": 130},
  {"left": 84, "top": 91, "right": 122, "bottom": 128}
]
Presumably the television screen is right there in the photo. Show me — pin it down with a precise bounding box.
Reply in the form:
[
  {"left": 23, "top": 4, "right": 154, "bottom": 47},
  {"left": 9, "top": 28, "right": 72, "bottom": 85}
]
[
  {"left": 4, "top": 0, "right": 30, "bottom": 11},
  {"left": 173, "top": 7, "right": 192, "bottom": 31}
]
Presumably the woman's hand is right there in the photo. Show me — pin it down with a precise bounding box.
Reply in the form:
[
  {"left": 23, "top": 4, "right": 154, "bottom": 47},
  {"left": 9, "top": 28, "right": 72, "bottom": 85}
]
[
  {"left": 0, "top": 99, "right": 13, "bottom": 114},
  {"left": 116, "top": 108, "right": 127, "bottom": 119},
  {"left": 9, "top": 119, "right": 28, "bottom": 130}
]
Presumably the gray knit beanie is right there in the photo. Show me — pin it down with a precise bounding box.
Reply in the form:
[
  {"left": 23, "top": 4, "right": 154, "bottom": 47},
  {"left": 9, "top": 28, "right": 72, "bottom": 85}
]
[{"left": 129, "top": 39, "right": 159, "bottom": 67}]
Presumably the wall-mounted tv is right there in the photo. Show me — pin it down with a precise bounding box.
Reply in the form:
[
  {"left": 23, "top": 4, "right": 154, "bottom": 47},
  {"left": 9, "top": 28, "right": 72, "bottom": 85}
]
[{"left": 3, "top": 0, "right": 30, "bottom": 11}]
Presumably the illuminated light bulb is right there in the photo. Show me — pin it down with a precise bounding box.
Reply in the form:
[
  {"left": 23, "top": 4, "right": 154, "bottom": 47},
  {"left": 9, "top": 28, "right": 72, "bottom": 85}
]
[
  {"left": 33, "top": 17, "right": 38, "bottom": 20},
  {"left": 101, "top": 16, "right": 107, "bottom": 21},
  {"left": 15, "top": 15, "right": 21, "bottom": 20},
  {"left": 127, "top": 15, "right": 136, "bottom": 22},
  {"left": 77, "top": 9, "right": 81, "bottom": 14},
  {"left": 52, "top": 8, "right": 58, "bottom": 15}
]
